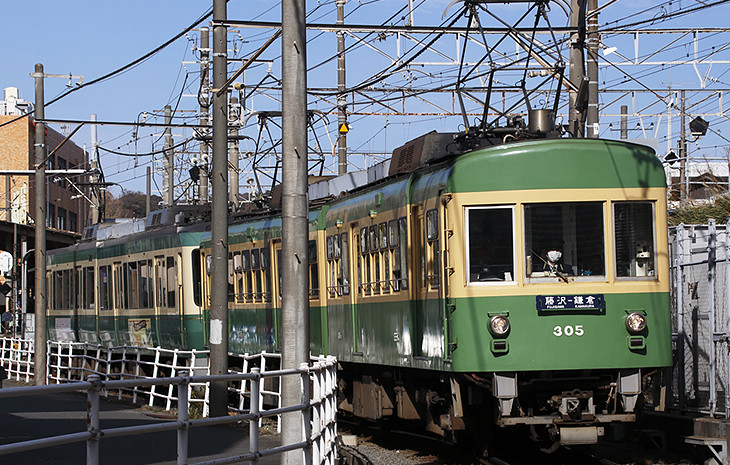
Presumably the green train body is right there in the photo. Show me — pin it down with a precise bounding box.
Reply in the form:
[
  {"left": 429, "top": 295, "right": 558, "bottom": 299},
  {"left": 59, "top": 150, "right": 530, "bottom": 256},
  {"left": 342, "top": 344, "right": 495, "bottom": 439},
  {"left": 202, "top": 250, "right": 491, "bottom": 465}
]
[{"left": 46, "top": 133, "right": 670, "bottom": 444}]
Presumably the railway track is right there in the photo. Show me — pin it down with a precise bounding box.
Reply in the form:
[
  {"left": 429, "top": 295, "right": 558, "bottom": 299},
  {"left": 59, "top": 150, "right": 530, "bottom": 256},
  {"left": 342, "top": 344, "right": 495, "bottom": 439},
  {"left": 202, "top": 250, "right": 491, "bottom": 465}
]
[{"left": 337, "top": 418, "right": 695, "bottom": 465}]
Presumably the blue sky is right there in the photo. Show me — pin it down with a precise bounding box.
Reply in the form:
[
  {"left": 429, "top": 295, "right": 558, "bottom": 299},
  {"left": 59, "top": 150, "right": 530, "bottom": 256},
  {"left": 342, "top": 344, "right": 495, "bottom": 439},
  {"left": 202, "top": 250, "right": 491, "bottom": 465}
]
[{"left": 3, "top": 1, "right": 729, "bottom": 196}]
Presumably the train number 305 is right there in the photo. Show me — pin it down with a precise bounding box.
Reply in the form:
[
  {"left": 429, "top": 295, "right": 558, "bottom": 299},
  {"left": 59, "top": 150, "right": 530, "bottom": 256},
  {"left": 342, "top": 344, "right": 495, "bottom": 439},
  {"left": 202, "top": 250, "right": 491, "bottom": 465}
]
[{"left": 552, "top": 325, "right": 584, "bottom": 337}]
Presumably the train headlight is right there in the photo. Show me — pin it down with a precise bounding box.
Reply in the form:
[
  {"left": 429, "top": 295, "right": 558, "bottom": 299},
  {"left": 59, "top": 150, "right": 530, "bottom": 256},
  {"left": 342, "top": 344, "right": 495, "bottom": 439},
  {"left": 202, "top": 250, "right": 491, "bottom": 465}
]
[
  {"left": 625, "top": 312, "right": 647, "bottom": 334},
  {"left": 488, "top": 315, "right": 510, "bottom": 337}
]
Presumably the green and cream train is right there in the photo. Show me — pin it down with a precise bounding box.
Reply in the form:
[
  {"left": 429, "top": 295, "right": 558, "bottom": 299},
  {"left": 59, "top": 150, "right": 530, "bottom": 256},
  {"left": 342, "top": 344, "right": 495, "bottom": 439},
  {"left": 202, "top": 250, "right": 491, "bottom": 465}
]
[{"left": 47, "top": 124, "right": 671, "bottom": 445}]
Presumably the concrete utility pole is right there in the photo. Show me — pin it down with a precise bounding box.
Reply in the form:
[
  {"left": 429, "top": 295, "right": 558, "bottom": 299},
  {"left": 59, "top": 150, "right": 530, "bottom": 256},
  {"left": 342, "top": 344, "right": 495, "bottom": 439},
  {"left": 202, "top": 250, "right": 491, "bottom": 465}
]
[
  {"left": 209, "top": 0, "right": 230, "bottom": 418},
  {"left": 620, "top": 105, "right": 628, "bottom": 140},
  {"left": 200, "top": 27, "right": 210, "bottom": 203},
  {"left": 679, "top": 90, "right": 687, "bottom": 200},
  {"left": 163, "top": 105, "right": 174, "bottom": 206},
  {"left": 229, "top": 97, "right": 240, "bottom": 207},
  {"left": 336, "top": 0, "right": 347, "bottom": 175},
  {"left": 569, "top": 0, "right": 587, "bottom": 137},
  {"left": 281, "top": 0, "right": 310, "bottom": 462},
  {"left": 586, "top": 0, "right": 599, "bottom": 138},
  {"left": 33, "top": 63, "right": 47, "bottom": 386}
]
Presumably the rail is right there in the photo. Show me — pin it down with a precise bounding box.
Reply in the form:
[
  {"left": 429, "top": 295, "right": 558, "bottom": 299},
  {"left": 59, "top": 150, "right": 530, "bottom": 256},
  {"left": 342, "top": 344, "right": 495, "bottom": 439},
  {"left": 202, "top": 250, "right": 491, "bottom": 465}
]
[{"left": 0, "top": 359, "right": 338, "bottom": 465}]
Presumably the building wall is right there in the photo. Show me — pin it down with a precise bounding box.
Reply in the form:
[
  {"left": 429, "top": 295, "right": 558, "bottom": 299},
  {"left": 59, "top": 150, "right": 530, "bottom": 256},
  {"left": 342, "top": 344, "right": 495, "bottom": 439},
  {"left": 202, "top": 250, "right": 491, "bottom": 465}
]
[
  {"left": 0, "top": 115, "right": 31, "bottom": 224},
  {"left": 0, "top": 115, "right": 88, "bottom": 234}
]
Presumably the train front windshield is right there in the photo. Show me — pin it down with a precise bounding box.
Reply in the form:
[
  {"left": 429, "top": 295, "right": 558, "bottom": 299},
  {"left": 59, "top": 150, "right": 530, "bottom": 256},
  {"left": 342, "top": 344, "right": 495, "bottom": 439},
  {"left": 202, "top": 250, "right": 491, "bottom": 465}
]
[{"left": 465, "top": 201, "right": 657, "bottom": 284}]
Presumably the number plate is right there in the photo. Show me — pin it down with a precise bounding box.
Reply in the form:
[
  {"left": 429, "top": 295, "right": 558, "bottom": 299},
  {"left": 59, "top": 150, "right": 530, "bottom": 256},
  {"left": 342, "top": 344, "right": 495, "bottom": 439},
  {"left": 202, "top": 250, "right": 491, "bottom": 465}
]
[{"left": 536, "top": 294, "right": 605, "bottom": 312}]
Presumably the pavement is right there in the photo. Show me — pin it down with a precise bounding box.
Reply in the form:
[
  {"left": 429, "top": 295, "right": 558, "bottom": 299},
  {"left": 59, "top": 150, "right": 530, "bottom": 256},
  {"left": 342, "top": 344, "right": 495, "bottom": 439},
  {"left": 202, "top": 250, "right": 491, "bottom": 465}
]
[{"left": 0, "top": 379, "right": 283, "bottom": 464}]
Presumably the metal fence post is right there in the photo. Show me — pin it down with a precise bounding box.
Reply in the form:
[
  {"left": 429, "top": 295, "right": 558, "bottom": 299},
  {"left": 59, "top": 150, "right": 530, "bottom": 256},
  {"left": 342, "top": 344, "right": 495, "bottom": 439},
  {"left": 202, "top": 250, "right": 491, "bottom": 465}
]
[
  {"left": 726, "top": 218, "right": 730, "bottom": 418},
  {"left": 708, "top": 219, "right": 718, "bottom": 416},
  {"left": 677, "top": 224, "right": 686, "bottom": 411},
  {"left": 250, "top": 367, "right": 260, "bottom": 465},
  {"left": 300, "top": 362, "right": 312, "bottom": 465},
  {"left": 177, "top": 369, "right": 190, "bottom": 465},
  {"left": 87, "top": 375, "right": 101, "bottom": 465}
]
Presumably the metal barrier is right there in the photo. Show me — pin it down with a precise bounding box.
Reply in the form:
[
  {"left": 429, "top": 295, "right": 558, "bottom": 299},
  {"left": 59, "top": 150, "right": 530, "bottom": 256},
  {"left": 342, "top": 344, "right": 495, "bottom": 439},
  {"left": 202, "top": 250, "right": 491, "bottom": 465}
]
[
  {"left": 670, "top": 220, "right": 730, "bottom": 417},
  {"left": 0, "top": 359, "right": 338, "bottom": 465}
]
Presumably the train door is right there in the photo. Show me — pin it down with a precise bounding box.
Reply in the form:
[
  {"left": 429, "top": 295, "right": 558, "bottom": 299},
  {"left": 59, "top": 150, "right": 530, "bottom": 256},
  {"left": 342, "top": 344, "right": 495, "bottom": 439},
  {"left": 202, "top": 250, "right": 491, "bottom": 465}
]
[
  {"left": 154, "top": 255, "right": 180, "bottom": 347},
  {"left": 410, "top": 205, "right": 425, "bottom": 357}
]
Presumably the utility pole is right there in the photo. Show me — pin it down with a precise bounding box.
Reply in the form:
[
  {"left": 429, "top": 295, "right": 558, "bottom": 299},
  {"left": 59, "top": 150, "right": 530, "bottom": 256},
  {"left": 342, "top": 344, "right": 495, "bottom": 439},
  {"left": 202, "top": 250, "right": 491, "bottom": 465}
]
[
  {"left": 200, "top": 27, "right": 210, "bottom": 203},
  {"left": 209, "top": 0, "right": 230, "bottom": 418},
  {"left": 33, "top": 63, "right": 47, "bottom": 386},
  {"left": 679, "top": 90, "right": 687, "bottom": 200},
  {"left": 89, "top": 114, "right": 100, "bottom": 225},
  {"left": 620, "top": 105, "right": 628, "bottom": 140},
  {"left": 163, "top": 105, "right": 174, "bottom": 206},
  {"left": 281, "top": 0, "right": 310, "bottom": 462},
  {"left": 336, "top": 0, "right": 347, "bottom": 175},
  {"left": 229, "top": 97, "right": 240, "bottom": 207},
  {"left": 586, "top": 0, "right": 599, "bottom": 138},
  {"left": 146, "top": 166, "right": 152, "bottom": 215},
  {"left": 569, "top": 0, "right": 587, "bottom": 137}
]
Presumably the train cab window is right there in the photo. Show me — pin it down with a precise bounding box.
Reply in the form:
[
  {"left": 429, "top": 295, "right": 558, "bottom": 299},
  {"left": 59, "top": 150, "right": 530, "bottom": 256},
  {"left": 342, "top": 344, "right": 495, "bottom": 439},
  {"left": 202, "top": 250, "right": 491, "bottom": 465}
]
[
  {"left": 614, "top": 202, "right": 656, "bottom": 278},
  {"left": 252, "top": 249, "right": 263, "bottom": 302},
  {"left": 99, "top": 265, "right": 111, "bottom": 310},
  {"left": 524, "top": 202, "right": 605, "bottom": 282},
  {"left": 467, "top": 207, "right": 515, "bottom": 283}
]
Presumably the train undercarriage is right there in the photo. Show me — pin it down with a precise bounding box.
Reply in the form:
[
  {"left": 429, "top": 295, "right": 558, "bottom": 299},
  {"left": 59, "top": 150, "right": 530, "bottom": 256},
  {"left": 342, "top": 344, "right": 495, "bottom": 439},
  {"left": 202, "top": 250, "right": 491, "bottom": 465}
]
[{"left": 337, "top": 363, "right": 646, "bottom": 449}]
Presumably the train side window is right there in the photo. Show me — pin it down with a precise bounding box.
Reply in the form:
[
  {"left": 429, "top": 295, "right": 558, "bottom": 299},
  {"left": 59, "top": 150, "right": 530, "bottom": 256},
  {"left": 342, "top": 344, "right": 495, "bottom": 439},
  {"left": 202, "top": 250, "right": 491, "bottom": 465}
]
[
  {"left": 84, "top": 266, "right": 95, "bottom": 309},
  {"left": 261, "top": 247, "right": 272, "bottom": 303},
  {"left": 227, "top": 252, "right": 235, "bottom": 303},
  {"left": 242, "top": 250, "right": 253, "bottom": 303},
  {"left": 252, "top": 249, "right": 263, "bottom": 302},
  {"left": 126, "top": 262, "right": 140, "bottom": 309},
  {"left": 191, "top": 250, "right": 202, "bottom": 307},
  {"left": 388, "top": 220, "right": 401, "bottom": 291},
  {"left": 359, "top": 227, "right": 369, "bottom": 296},
  {"left": 233, "top": 251, "right": 244, "bottom": 303},
  {"left": 309, "top": 240, "right": 319, "bottom": 299},
  {"left": 166, "top": 256, "right": 176, "bottom": 309},
  {"left": 75, "top": 267, "right": 81, "bottom": 310},
  {"left": 524, "top": 202, "right": 605, "bottom": 281},
  {"left": 398, "top": 217, "right": 409, "bottom": 289},
  {"left": 614, "top": 202, "right": 656, "bottom": 278},
  {"left": 367, "top": 224, "right": 380, "bottom": 294},
  {"left": 327, "top": 233, "right": 350, "bottom": 297},
  {"left": 99, "top": 265, "right": 111, "bottom": 310},
  {"left": 140, "top": 260, "right": 151, "bottom": 308},
  {"left": 113, "top": 263, "right": 126, "bottom": 310},
  {"left": 466, "top": 207, "right": 514, "bottom": 283},
  {"left": 425, "top": 209, "right": 440, "bottom": 289}
]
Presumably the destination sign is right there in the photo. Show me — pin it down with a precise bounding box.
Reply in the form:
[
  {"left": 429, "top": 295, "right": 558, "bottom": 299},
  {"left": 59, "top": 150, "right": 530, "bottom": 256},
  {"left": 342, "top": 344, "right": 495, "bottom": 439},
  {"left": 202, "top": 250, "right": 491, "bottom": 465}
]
[{"left": 536, "top": 294, "right": 605, "bottom": 311}]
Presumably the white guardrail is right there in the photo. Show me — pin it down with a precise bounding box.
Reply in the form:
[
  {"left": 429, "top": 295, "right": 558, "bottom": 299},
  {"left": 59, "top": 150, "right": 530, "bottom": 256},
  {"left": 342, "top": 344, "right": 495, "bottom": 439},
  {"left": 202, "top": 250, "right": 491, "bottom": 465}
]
[{"left": 0, "top": 338, "right": 338, "bottom": 465}]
